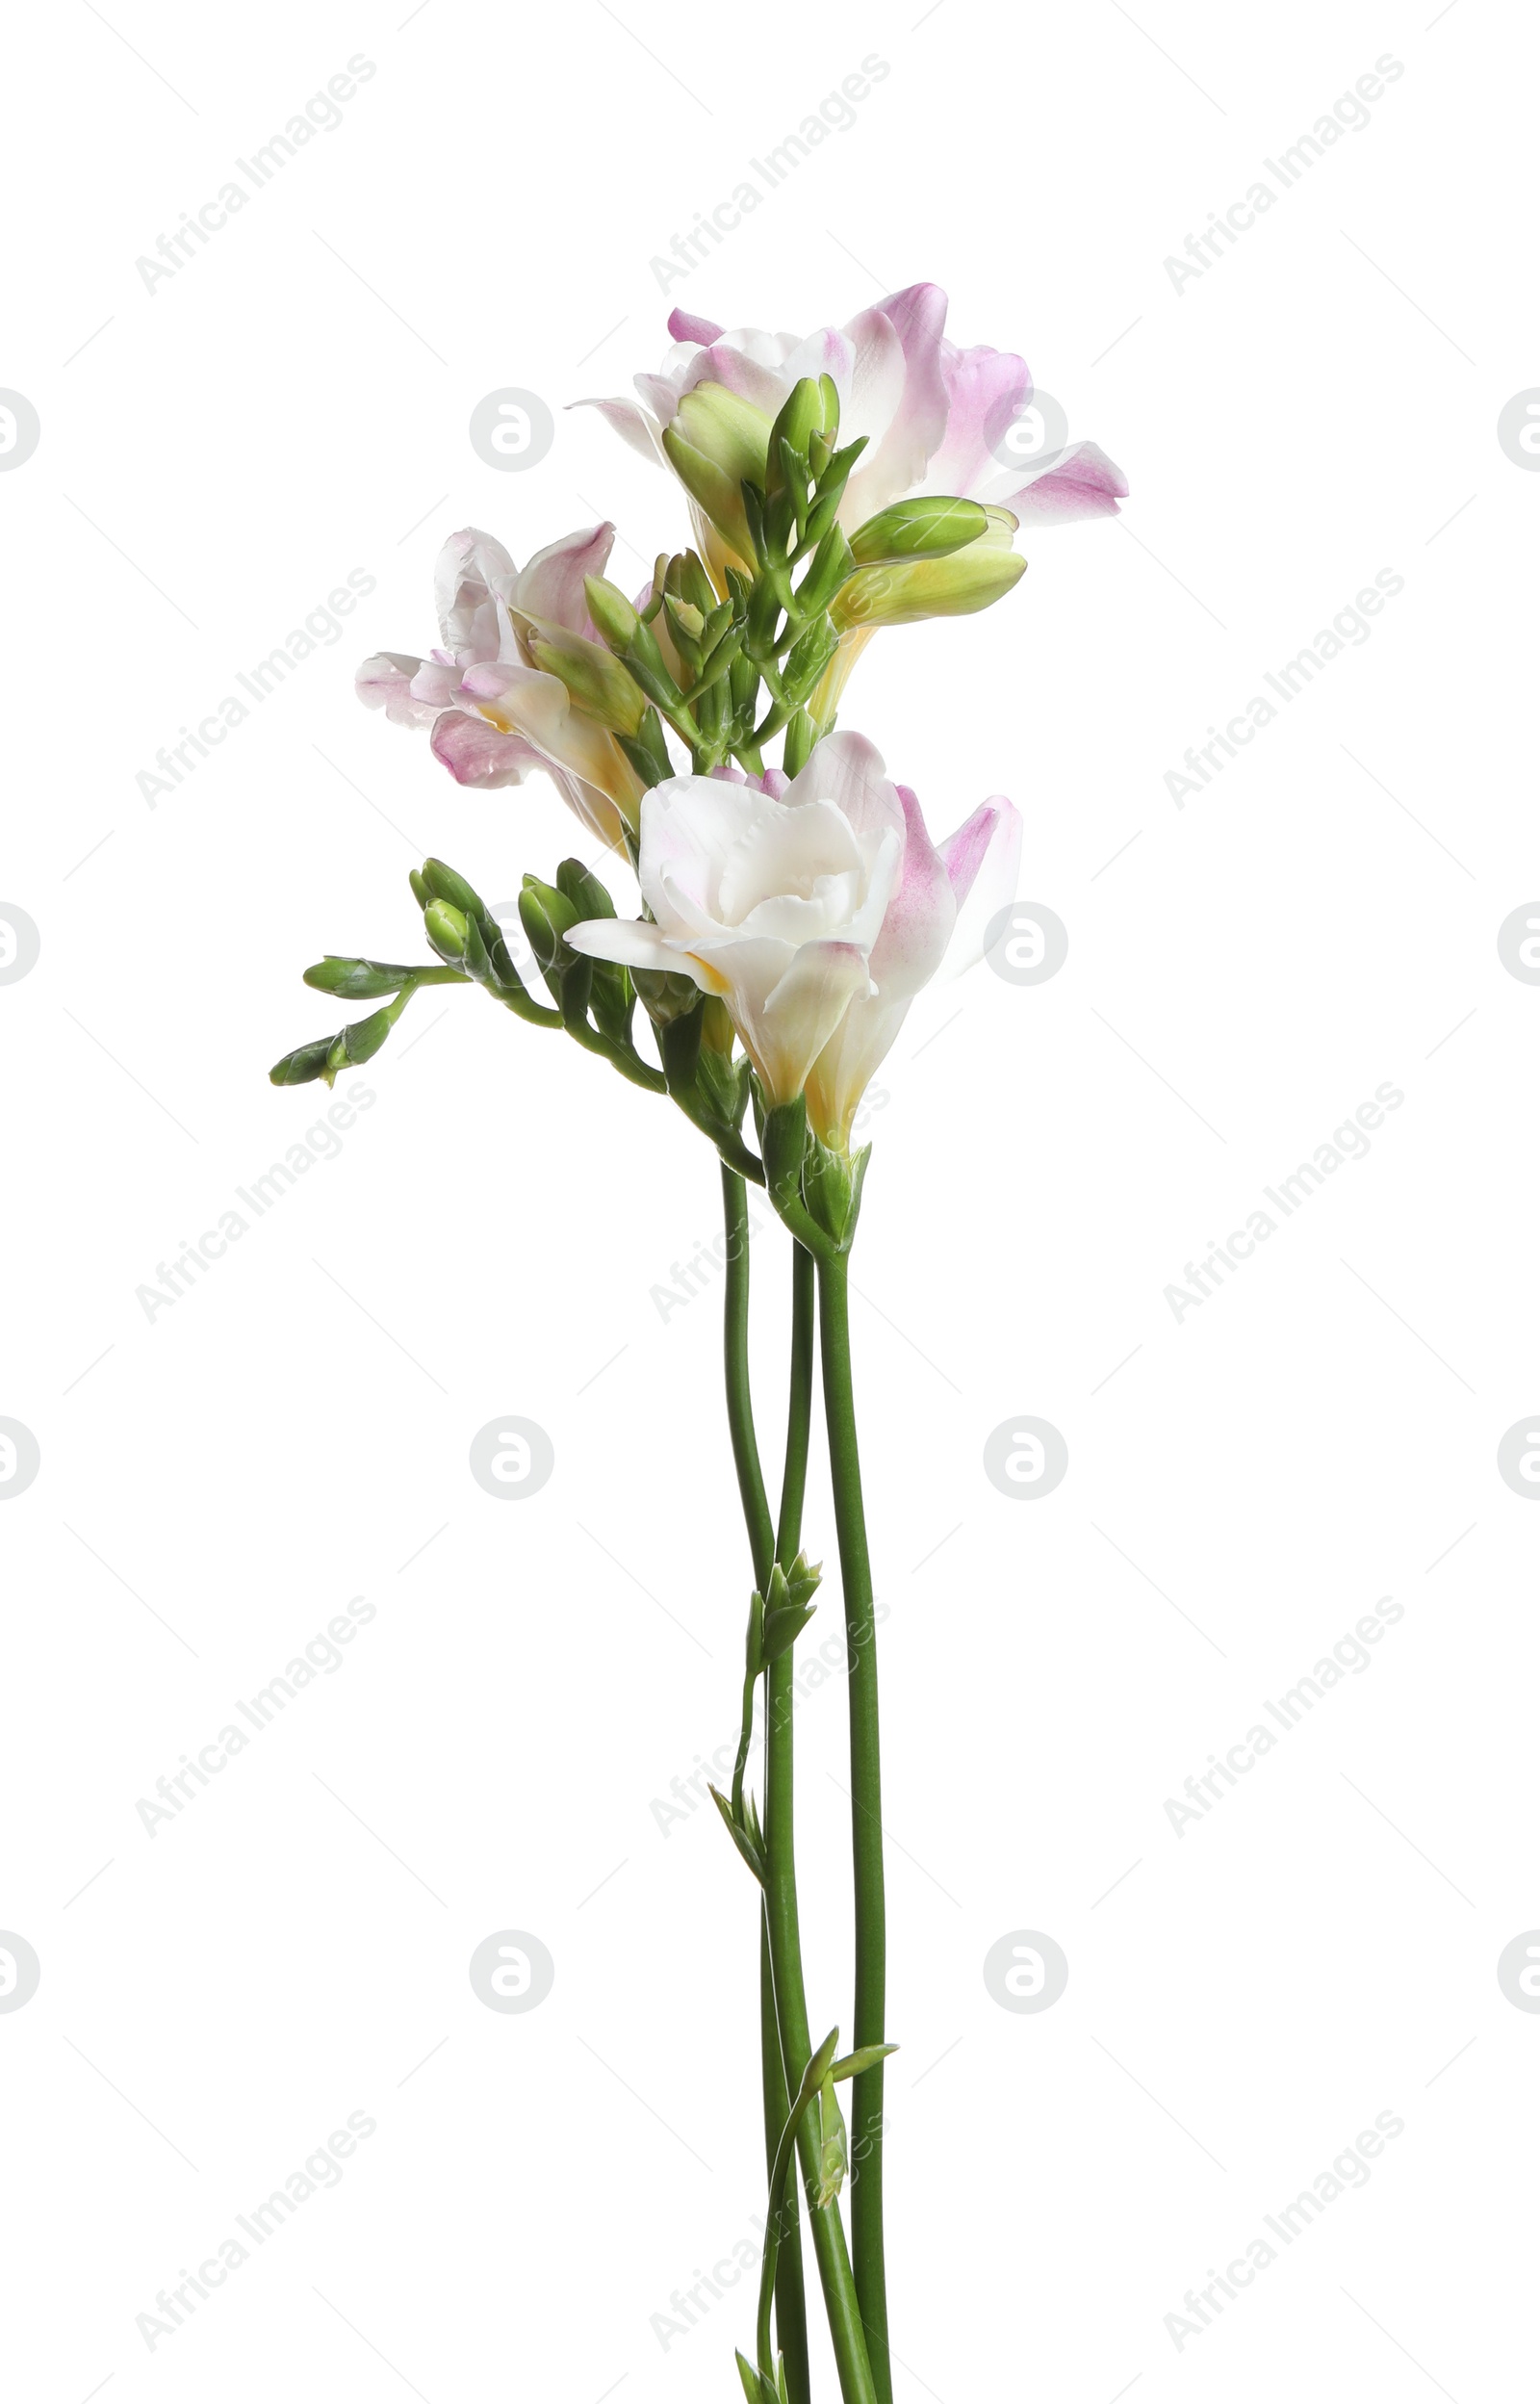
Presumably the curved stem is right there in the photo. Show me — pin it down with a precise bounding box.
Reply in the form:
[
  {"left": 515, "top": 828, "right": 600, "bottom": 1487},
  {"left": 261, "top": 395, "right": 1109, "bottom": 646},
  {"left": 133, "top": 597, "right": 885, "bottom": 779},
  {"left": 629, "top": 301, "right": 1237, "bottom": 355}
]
[{"left": 816, "top": 1250, "right": 890, "bottom": 2404}]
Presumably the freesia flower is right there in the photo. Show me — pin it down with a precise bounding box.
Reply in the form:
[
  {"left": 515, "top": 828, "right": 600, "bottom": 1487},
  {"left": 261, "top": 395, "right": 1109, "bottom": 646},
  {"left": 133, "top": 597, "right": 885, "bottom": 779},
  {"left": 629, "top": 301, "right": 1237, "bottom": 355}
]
[
  {"left": 578, "top": 283, "right": 1127, "bottom": 539},
  {"left": 564, "top": 732, "right": 1019, "bottom": 1140},
  {"left": 356, "top": 525, "right": 644, "bottom": 847}
]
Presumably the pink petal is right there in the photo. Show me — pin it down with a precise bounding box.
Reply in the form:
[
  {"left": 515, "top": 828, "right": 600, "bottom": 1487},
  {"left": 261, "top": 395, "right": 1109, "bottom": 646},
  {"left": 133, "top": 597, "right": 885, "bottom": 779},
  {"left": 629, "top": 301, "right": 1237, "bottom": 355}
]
[
  {"left": 355, "top": 651, "right": 440, "bottom": 729},
  {"left": 429, "top": 709, "right": 541, "bottom": 788},
  {"left": 667, "top": 309, "right": 724, "bottom": 344},
  {"left": 511, "top": 523, "right": 615, "bottom": 635},
  {"left": 938, "top": 798, "right": 1023, "bottom": 974},
  {"left": 571, "top": 395, "right": 665, "bottom": 464},
  {"left": 1002, "top": 439, "right": 1129, "bottom": 525},
  {"left": 923, "top": 345, "right": 1034, "bottom": 498},
  {"left": 434, "top": 529, "right": 517, "bottom": 661},
  {"left": 870, "top": 785, "right": 956, "bottom": 1003}
]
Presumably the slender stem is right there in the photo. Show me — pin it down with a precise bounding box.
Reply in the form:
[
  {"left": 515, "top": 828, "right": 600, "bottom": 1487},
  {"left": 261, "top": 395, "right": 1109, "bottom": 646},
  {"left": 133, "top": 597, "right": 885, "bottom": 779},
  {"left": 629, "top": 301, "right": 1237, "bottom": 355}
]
[
  {"left": 722, "top": 1171, "right": 811, "bottom": 2404},
  {"left": 765, "top": 1242, "right": 815, "bottom": 2400},
  {"left": 816, "top": 1250, "right": 890, "bottom": 2404},
  {"left": 721, "top": 1167, "right": 775, "bottom": 1590},
  {"left": 760, "top": 1914, "right": 809, "bottom": 2404},
  {"left": 765, "top": 1252, "right": 876, "bottom": 2404}
]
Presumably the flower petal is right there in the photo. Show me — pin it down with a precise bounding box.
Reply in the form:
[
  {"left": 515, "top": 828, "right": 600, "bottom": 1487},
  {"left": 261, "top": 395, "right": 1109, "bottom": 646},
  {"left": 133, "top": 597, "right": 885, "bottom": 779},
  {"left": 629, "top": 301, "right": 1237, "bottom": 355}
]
[
  {"left": 434, "top": 529, "right": 517, "bottom": 660},
  {"left": 938, "top": 798, "right": 1023, "bottom": 974},
  {"left": 510, "top": 523, "right": 615, "bottom": 635},
  {"left": 356, "top": 651, "right": 440, "bottom": 728},
  {"left": 993, "top": 439, "right": 1129, "bottom": 525},
  {"left": 667, "top": 308, "right": 724, "bottom": 344},
  {"left": 570, "top": 395, "right": 666, "bottom": 465},
  {"left": 429, "top": 709, "right": 542, "bottom": 788},
  {"left": 565, "top": 917, "right": 681, "bottom": 973}
]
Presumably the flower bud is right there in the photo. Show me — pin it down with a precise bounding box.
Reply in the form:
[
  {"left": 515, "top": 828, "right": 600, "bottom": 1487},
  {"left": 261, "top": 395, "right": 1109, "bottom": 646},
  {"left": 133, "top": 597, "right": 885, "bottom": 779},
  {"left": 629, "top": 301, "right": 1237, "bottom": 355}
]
[
  {"left": 525, "top": 623, "right": 648, "bottom": 736},
  {"left": 765, "top": 377, "right": 833, "bottom": 500},
  {"left": 831, "top": 546, "right": 1026, "bottom": 631},
  {"left": 672, "top": 381, "right": 772, "bottom": 490},
  {"left": 302, "top": 956, "right": 415, "bottom": 998},
  {"left": 518, "top": 875, "right": 580, "bottom": 972},
  {"left": 424, "top": 900, "right": 469, "bottom": 963},
  {"left": 269, "top": 1035, "right": 338, "bottom": 1087},
  {"left": 422, "top": 858, "right": 485, "bottom": 916},
  {"left": 849, "top": 495, "right": 988, "bottom": 566},
  {"left": 661, "top": 426, "right": 755, "bottom": 564},
  {"left": 583, "top": 573, "right": 641, "bottom": 656}
]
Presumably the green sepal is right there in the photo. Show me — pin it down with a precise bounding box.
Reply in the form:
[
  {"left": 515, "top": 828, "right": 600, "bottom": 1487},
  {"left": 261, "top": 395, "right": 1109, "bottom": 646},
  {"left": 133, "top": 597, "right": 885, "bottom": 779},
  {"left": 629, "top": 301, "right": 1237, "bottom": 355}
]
[
  {"left": 814, "top": 2069, "right": 847, "bottom": 2209},
  {"left": 761, "top": 1098, "right": 808, "bottom": 1212},
  {"left": 745, "top": 1586, "right": 766, "bottom": 1677},
  {"left": 659, "top": 1002, "right": 705, "bottom": 1094},
  {"left": 326, "top": 1006, "right": 395, "bottom": 1072},
  {"left": 302, "top": 956, "right": 417, "bottom": 999},
  {"left": 708, "top": 1783, "right": 765, "bottom": 1884},
  {"left": 830, "top": 2041, "right": 899, "bottom": 2083},
  {"left": 695, "top": 1042, "right": 750, "bottom": 1130},
  {"left": 784, "top": 1552, "right": 822, "bottom": 1610},
  {"left": 760, "top": 1599, "right": 815, "bottom": 1664},
  {"left": 632, "top": 965, "right": 705, "bottom": 1028},
  {"left": 407, "top": 867, "right": 430, "bottom": 909}
]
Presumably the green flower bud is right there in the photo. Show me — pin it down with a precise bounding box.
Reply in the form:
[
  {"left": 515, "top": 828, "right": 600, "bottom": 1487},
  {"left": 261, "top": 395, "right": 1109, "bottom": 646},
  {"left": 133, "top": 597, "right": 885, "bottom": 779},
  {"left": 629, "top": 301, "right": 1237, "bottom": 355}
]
[
  {"left": 525, "top": 622, "right": 648, "bottom": 736},
  {"left": 422, "top": 858, "right": 484, "bottom": 916},
  {"left": 582, "top": 573, "right": 641, "bottom": 656},
  {"left": 831, "top": 546, "right": 1026, "bottom": 631},
  {"left": 408, "top": 868, "right": 430, "bottom": 909},
  {"left": 849, "top": 494, "right": 988, "bottom": 566},
  {"left": 765, "top": 377, "right": 831, "bottom": 501},
  {"left": 424, "top": 900, "right": 469, "bottom": 963},
  {"left": 269, "top": 1035, "right": 338, "bottom": 1087},
  {"left": 302, "top": 956, "right": 416, "bottom": 998},
  {"left": 672, "top": 381, "right": 772, "bottom": 490},
  {"left": 661, "top": 426, "right": 754, "bottom": 563},
  {"left": 518, "top": 875, "right": 580, "bottom": 972}
]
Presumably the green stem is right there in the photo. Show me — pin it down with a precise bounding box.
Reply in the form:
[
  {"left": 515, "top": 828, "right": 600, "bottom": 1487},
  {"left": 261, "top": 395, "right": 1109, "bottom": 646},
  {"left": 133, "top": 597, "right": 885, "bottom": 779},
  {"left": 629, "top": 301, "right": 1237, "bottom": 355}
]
[
  {"left": 764, "top": 1238, "right": 876, "bottom": 2404},
  {"left": 721, "top": 1168, "right": 775, "bottom": 1590},
  {"left": 722, "top": 1172, "right": 811, "bottom": 2404},
  {"left": 764, "top": 1242, "right": 815, "bottom": 2401},
  {"left": 816, "top": 1250, "right": 890, "bottom": 2404}
]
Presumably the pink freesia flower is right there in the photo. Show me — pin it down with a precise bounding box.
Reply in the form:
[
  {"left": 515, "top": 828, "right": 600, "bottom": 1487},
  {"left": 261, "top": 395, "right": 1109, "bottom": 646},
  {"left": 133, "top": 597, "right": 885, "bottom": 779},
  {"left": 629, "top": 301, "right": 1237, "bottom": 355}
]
[
  {"left": 564, "top": 732, "right": 1019, "bottom": 1138},
  {"left": 355, "top": 525, "right": 643, "bottom": 846},
  {"left": 578, "top": 283, "right": 1126, "bottom": 533}
]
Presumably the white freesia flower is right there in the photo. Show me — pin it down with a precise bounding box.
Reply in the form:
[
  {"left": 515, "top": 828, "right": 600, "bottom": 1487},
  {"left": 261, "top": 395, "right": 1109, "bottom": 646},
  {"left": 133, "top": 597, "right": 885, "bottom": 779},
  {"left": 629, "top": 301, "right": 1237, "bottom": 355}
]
[{"left": 565, "top": 734, "right": 1020, "bottom": 1137}]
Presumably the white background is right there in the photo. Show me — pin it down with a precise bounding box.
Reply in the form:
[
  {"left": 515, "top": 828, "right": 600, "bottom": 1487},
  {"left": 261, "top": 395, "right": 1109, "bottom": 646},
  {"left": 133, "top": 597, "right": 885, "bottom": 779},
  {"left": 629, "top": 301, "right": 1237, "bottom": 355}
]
[{"left": 3, "top": 1, "right": 1536, "bottom": 2398}]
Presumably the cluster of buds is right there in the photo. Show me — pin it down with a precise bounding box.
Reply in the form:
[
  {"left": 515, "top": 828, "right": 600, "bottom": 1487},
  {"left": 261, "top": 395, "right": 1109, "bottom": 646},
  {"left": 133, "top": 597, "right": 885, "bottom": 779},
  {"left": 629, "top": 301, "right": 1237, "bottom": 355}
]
[{"left": 567, "top": 374, "right": 1019, "bottom": 788}]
